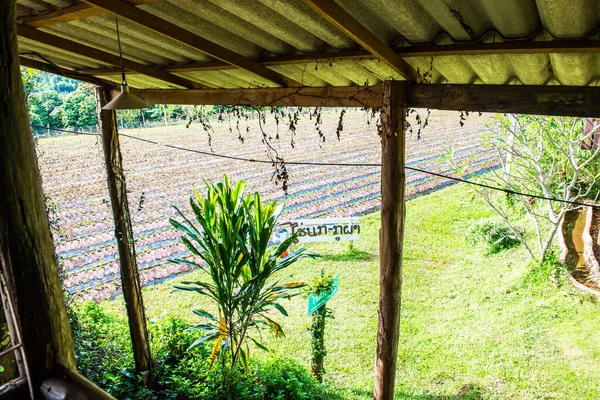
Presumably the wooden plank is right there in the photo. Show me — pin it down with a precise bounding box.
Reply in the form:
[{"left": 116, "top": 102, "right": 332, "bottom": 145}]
[
  {"left": 22, "top": 53, "right": 600, "bottom": 117},
  {"left": 397, "top": 39, "right": 600, "bottom": 57},
  {"left": 80, "top": 39, "right": 600, "bottom": 77},
  {"left": 95, "top": 86, "right": 153, "bottom": 384},
  {"left": 82, "top": 50, "right": 372, "bottom": 75},
  {"left": 406, "top": 84, "right": 600, "bottom": 117},
  {"left": 17, "top": 24, "right": 203, "bottom": 89},
  {"left": 19, "top": 3, "right": 97, "bottom": 28},
  {"left": 1, "top": 0, "right": 76, "bottom": 392},
  {"left": 81, "top": 0, "right": 296, "bottom": 87},
  {"left": 127, "top": 86, "right": 385, "bottom": 108},
  {"left": 121, "top": 84, "right": 600, "bottom": 116},
  {"left": 20, "top": 56, "right": 118, "bottom": 87},
  {"left": 303, "top": 0, "right": 417, "bottom": 81},
  {"left": 375, "top": 80, "right": 406, "bottom": 400},
  {"left": 18, "top": 0, "right": 158, "bottom": 28}
]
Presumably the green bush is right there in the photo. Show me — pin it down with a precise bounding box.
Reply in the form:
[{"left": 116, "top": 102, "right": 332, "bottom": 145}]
[
  {"left": 69, "top": 303, "right": 340, "bottom": 399},
  {"left": 468, "top": 219, "right": 522, "bottom": 254},
  {"left": 70, "top": 302, "right": 132, "bottom": 386},
  {"left": 256, "top": 357, "right": 339, "bottom": 400}
]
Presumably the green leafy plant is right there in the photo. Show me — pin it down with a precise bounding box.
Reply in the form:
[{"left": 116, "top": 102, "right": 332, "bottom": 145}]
[
  {"left": 468, "top": 219, "right": 522, "bottom": 254},
  {"left": 169, "top": 175, "right": 312, "bottom": 370},
  {"left": 306, "top": 269, "right": 335, "bottom": 382}
]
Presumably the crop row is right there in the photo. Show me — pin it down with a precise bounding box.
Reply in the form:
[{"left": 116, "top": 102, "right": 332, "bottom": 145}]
[{"left": 37, "top": 110, "right": 497, "bottom": 300}]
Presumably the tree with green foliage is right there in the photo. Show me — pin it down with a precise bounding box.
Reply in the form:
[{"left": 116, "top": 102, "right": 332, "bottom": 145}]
[
  {"left": 444, "top": 115, "right": 600, "bottom": 262},
  {"left": 61, "top": 86, "right": 98, "bottom": 129},
  {"left": 20, "top": 67, "right": 39, "bottom": 103},
  {"left": 28, "top": 90, "right": 63, "bottom": 129},
  {"left": 169, "top": 176, "right": 312, "bottom": 372}
]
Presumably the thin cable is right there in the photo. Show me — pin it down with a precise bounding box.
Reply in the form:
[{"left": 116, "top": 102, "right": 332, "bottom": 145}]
[
  {"left": 115, "top": 17, "right": 126, "bottom": 85},
  {"left": 31, "top": 124, "right": 600, "bottom": 209}
]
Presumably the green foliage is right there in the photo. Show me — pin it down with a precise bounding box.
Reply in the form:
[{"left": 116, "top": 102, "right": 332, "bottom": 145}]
[
  {"left": 170, "top": 175, "right": 312, "bottom": 370},
  {"left": 69, "top": 303, "right": 338, "bottom": 399},
  {"left": 307, "top": 269, "right": 336, "bottom": 296},
  {"left": 20, "top": 66, "right": 39, "bottom": 101},
  {"left": 70, "top": 302, "right": 132, "bottom": 386},
  {"left": 468, "top": 219, "right": 522, "bottom": 254},
  {"left": 61, "top": 86, "right": 98, "bottom": 129},
  {"left": 520, "top": 250, "right": 565, "bottom": 288},
  {"left": 306, "top": 269, "right": 335, "bottom": 382},
  {"left": 28, "top": 90, "right": 63, "bottom": 128},
  {"left": 254, "top": 357, "right": 340, "bottom": 400}
]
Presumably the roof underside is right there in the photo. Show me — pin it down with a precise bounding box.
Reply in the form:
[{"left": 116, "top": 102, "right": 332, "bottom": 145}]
[{"left": 16, "top": 0, "right": 600, "bottom": 89}]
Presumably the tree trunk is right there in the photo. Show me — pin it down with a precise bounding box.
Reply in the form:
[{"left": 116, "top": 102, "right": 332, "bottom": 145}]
[
  {"left": 95, "top": 87, "right": 153, "bottom": 384},
  {"left": 0, "top": 0, "right": 76, "bottom": 394},
  {"left": 374, "top": 80, "right": 407, "bottom": 400}
]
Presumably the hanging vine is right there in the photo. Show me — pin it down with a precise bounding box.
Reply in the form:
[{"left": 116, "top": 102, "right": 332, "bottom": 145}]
[
  {"left": 457, "top": 110, "right": 484, "bottom": 126},
  {"left": 181, "top": 85, "right": 430, "bottom": 193}
]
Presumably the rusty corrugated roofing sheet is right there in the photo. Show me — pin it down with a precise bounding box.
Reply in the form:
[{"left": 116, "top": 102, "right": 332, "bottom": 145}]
[{"left": 15, "top": 0, "right": 600, "bottom": 89}]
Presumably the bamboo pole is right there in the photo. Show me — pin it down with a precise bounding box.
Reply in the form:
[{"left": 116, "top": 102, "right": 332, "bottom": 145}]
[
  {"left": 95, "top": 86, "right": 153, "bottom": 383},
  {"left": 374, "top": 80, "right": 407, "bottom": 400},
  {"left": 0, "top": 0, "right": 76, "bottom": 393}
]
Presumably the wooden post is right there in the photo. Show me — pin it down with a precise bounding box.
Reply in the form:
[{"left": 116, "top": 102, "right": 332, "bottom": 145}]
[
  {"left": 0, "top": 0, "right": 76, "bottom": 392},
  {"left": 95, "top": 86, "right": 153, "bottom": 383},
  {"left": 375, "top": 80, "right": 407, "bottom": 400}
]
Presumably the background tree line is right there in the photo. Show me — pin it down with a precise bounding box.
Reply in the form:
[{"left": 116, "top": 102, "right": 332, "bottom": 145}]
[{"left": 21, "top": 68, "right": 196, "bottom": 135}]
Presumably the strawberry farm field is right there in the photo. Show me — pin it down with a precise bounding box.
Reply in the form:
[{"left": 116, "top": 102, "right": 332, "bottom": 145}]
[{"left": 37, "top": 109, "right": 496, "bottom": 301}]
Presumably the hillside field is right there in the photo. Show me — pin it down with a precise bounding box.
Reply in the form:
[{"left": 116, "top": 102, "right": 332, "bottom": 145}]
[{"left": 37, "top": 109, "right": 495, "bottom": 300}]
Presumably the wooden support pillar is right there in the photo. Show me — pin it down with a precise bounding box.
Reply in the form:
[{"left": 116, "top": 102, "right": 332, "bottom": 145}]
[
  {"left": 0, "top": 0, "right": 76, "bottom": 394},
  {"left": 95, "top": 87, "right": 153, "bottom": 383},
  {"left": 375, "top": 80, "right": 407, "bottom": 400}
]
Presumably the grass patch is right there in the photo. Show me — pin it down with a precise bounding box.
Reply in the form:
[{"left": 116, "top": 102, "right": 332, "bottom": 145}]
[{"left": 103, "top": 183, "right": 600, "bottom": 399}]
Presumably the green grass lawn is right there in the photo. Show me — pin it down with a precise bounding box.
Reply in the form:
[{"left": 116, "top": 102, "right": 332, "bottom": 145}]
[{"left": 104, "top": 183, "right": 600, "bottom": 399}]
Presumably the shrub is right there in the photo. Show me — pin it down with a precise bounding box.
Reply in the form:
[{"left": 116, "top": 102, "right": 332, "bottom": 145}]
[
  {"left": 256, "top": 357, "right": 340, "bottom": 400},
  {"left": 70, "top": 301, "right": 132, "bottom": 386},
  {"left": 468, "top": 219, "right": 522, "bottom": 254},
  {"left": 70, "top": 303, "right": 339, "bottom": 399}
]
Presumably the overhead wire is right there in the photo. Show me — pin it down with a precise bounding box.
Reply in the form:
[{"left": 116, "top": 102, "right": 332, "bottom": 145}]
[{"left": 31, "top": 124, "right": 600, "bottom": 209}]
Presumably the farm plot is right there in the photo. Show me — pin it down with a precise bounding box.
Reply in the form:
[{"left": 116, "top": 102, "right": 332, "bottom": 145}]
[{"left": 37, "top": 109, "right": 497, "bottom": 300}]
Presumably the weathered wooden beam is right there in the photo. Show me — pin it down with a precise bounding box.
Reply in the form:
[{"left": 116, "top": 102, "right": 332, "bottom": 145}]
[
  {"left": 81, "top": 0, "right": 296, "bottom": 87},
  {"left": 118, "top": 84, "right": 600, "bottom": 117},
  {"left": 127, "top": 86, "right": 385, "bottom": 108},
  {"left": 20, "top": 56, "right": 118, "bottom": 87},
  {"left": 95, "top": 86, "right": 153, "bottom": 384},
  {"left": 81, "top": 39, "right": 600, "bottom": 77},
  {"left": 303, "top": 0, "right": 417, "bottom": 81},
  {"left": 81, "top": 50, "right": 372, "bottom": 75},
  {"left": 1, "top": 0, "right": 76, "bottom": 392},
  {"left": 406, "top": 84, "right": 600, "bottom": 117},
  {"left": 18, "top": 0, "right": 158, "bottom": 28},
  {"left": 375, "top": 80, "right": 406, "bottom": 400},
  {"left": 17, "top": 24, "right": 202, "bottom": 89},
  {"left": 19, "top": 4, "right": 99, "bottom": 28},
  {"left": 397, "top": 39, "right": 600, "bottom": 57}
]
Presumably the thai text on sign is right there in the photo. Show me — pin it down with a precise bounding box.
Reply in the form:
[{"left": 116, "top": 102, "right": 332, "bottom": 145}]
[{"left": 273, "top": 217, "right": 360, "bottom": 243}]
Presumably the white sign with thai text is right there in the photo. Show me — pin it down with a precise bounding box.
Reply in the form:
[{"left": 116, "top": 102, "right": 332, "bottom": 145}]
[{"left": 273, "top": 217, "right": 360, "bottom": 244}]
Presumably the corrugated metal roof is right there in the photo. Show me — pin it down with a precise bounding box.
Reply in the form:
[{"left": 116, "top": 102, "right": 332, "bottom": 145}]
[{"left": 15, "top": 0, "right": 600, "bottom": 89}]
